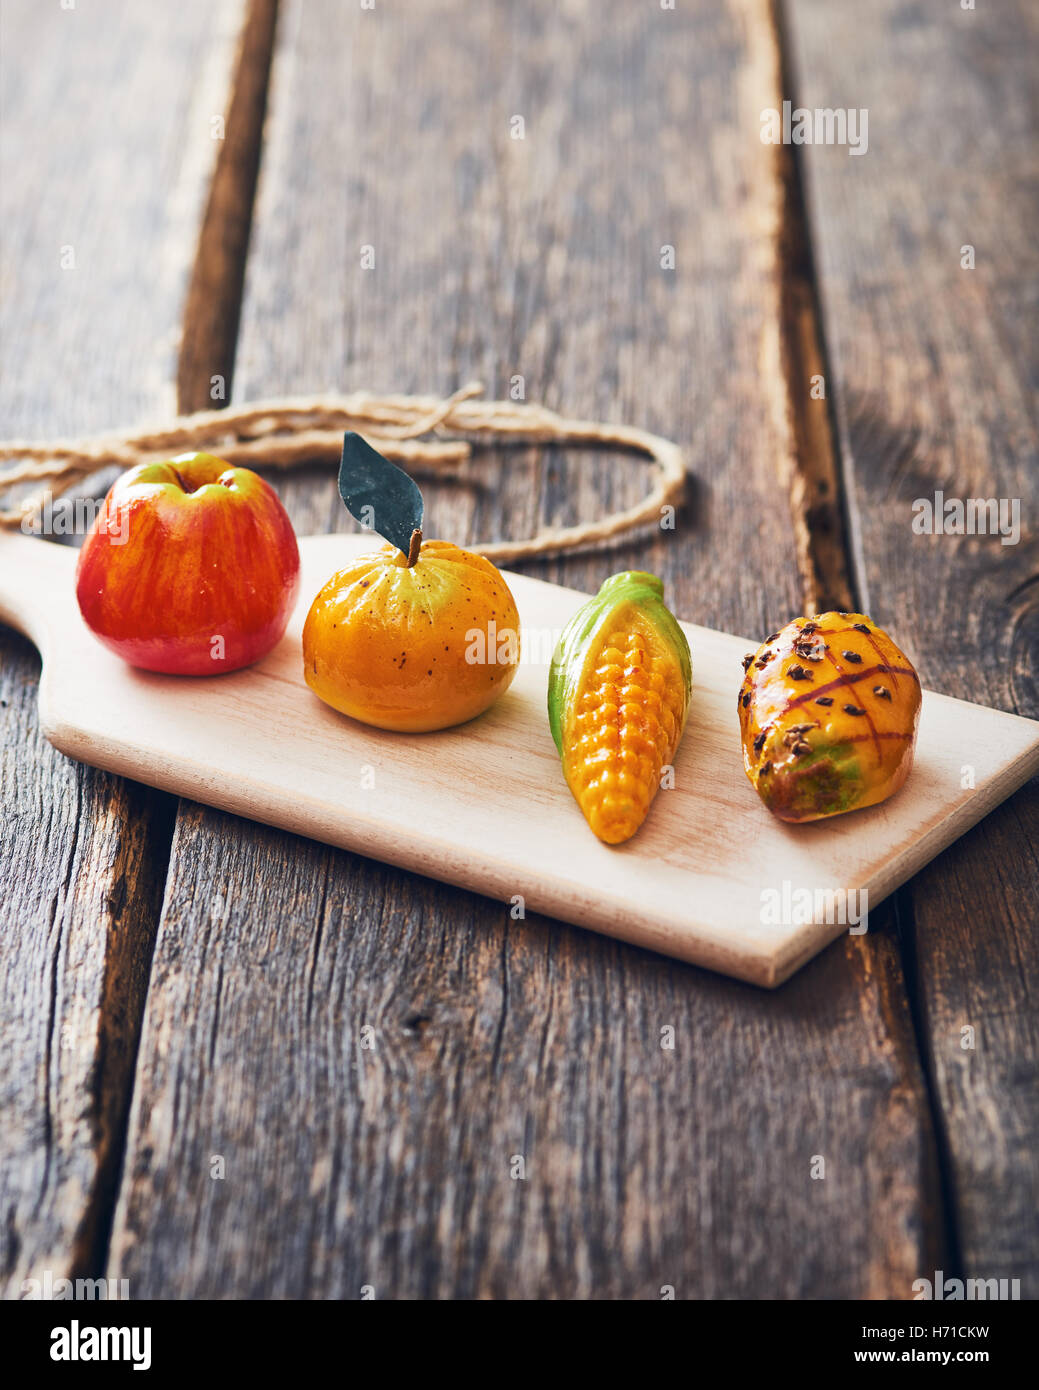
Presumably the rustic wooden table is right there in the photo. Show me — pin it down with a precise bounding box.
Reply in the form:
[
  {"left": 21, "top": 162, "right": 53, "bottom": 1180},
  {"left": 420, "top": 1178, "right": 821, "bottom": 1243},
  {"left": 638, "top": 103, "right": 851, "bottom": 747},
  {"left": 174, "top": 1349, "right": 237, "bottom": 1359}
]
[{"left": 2, "top": 0, "right": 1035, "bottom": 1300}]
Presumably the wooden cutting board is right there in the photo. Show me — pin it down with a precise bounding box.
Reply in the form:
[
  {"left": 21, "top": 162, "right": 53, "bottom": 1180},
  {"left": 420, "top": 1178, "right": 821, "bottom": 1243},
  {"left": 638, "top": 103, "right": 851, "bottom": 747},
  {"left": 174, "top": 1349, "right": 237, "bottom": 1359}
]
[{"left": 2, "top": 529, "right": 1037, "bottom": 986}]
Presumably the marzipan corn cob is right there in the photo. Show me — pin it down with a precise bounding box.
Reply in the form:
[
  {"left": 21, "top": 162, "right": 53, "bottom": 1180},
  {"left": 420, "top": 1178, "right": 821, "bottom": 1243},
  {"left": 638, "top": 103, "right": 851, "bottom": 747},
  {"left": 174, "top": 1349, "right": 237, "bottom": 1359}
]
[
  {"left": 738, "top": 611, "right": 921, "bottom": 822},
  {"left": 548, "top": 572, "right": 692, "bottom": 844}
]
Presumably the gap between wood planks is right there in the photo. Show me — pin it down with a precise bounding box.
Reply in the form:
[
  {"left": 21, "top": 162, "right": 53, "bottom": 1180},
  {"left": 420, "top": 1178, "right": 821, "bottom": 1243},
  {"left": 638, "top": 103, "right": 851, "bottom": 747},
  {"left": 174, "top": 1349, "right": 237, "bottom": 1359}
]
[
  {"left": 177, "top": 0, "right": 279, "bottom": 414},
  {"left": 67, "top": 793, "right": 178, "bottom": 1284},
  {"left": 771, "top": 0, "right": 966, "bottom": 1283},
  {"left": 890, "top": 888, "right": 968, "bottom": 1282},
  {"left": 76, "top": 0, "right": 960, "bottom": 1287},
  {"left": 767, "top": 0, "right": 855, "bottom": 617},
  {"left": 66, "top": 0, "right": 282, "bottom": 1283}
]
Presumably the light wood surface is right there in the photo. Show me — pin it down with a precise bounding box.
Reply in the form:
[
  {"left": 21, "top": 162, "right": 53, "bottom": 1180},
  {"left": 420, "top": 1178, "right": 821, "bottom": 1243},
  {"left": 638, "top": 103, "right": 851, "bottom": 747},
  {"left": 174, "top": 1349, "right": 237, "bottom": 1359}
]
[{"left": 3, "top": 528, "right": 1035, "bottom": 987}]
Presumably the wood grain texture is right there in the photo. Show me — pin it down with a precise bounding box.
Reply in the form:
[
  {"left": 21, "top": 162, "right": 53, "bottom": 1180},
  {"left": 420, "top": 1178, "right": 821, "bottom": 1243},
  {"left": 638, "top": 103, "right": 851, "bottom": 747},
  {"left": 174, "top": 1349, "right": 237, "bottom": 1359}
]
[
  {"left": 4, "top": 529, "right": 1037, "bottom": 987},
  {"left": 106, "top": 0, "right": 947, "bottom": 1296},
  {"left": 0, "top": 0, "right": 244, "bottom": 1296},
  {"left": 786, "top": 0, "right": 1039, "bottom": 1286},
  {"left": 176, "top": 0, "right": 279, "bottom": 414}
]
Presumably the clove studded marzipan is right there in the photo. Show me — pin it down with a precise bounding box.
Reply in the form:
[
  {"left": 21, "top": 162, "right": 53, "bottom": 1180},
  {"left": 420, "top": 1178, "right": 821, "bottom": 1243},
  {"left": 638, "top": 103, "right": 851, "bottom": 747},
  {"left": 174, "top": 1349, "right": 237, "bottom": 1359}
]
[{"left": 738, "top": 611, "right": 921, "bottom": 822}]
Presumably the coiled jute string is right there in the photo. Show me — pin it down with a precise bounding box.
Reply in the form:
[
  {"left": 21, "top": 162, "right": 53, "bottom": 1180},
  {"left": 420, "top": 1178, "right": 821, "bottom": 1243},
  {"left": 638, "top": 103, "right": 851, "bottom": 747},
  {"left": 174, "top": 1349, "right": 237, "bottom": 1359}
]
[{"left": 0, "top": 383, "right": 684, "bottom": 563}]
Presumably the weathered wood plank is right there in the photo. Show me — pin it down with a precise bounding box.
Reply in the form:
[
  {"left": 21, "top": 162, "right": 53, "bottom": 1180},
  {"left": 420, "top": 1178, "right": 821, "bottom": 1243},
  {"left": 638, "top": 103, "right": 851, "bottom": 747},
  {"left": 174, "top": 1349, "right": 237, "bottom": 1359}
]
[
  {"left": 0, "top": 0, "right": 245, "bottom": 1297},
  {"left": 108, "top": 0, "right": 944, "bottom": 1297},
  {"left": 177, "top": 0, "right": 279, "bottom": 414},
  {"left": 786, "top": 0, "right": 1039, "bottom": 1286}
]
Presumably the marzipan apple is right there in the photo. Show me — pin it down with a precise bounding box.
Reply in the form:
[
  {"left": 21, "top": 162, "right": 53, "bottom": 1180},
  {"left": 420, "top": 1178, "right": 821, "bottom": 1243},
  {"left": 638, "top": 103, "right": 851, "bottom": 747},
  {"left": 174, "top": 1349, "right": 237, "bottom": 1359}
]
[{"left": 75, "top": 452, "right": 300, "bottom": 675}]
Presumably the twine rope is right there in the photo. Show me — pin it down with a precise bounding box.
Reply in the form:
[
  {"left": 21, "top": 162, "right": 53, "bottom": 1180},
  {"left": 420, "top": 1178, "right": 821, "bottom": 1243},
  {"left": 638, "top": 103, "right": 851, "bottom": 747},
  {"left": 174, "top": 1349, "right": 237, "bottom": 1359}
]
[{"left": 0, "top": 383, "right": 685, "bottom": 563}]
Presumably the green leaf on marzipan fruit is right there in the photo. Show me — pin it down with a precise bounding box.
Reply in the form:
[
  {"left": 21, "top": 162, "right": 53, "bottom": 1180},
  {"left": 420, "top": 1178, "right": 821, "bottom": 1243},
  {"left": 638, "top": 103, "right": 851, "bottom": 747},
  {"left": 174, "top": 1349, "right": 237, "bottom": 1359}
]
[{"left": 338, "top": 432, "right": 424, "bottom": 562}]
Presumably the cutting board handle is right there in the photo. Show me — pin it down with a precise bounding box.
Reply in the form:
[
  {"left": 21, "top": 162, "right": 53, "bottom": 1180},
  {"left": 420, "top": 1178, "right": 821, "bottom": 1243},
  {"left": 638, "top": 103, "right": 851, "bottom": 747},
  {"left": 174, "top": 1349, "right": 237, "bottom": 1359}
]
[{"left": 0, "top": 530, "right": 74, "bottom": 658}]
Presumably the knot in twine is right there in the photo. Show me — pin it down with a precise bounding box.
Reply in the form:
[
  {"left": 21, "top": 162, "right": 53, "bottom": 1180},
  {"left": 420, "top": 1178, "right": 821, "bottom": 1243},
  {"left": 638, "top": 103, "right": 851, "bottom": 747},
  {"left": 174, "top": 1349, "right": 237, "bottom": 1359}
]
[{"left": 0, "top": 382, "right": 684, "bottom": 564}]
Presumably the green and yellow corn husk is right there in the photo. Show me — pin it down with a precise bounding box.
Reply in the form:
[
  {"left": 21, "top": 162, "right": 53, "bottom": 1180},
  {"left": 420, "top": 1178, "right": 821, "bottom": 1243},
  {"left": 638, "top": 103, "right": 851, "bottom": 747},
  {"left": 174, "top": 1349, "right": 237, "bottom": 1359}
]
[{"left": 548, "top": 571, "right": 692, "bottom": 844}]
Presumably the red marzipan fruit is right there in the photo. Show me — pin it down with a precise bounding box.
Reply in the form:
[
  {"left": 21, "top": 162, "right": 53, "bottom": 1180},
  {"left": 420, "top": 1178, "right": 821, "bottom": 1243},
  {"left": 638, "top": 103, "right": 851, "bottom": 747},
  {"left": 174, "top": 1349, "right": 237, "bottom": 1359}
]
[{"left": 75, "top": 452, "right": 300, "bottom": 675}]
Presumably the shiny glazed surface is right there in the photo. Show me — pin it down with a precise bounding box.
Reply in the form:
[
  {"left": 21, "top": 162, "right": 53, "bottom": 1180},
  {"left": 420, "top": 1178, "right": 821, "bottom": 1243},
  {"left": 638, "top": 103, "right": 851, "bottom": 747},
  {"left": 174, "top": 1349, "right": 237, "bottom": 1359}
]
[
  {"left": 75, "top": 453, "right": 301, "bottom": 675},
  {"left": 737, "top": 611, "right": 921, "bottom": 822},
  {"left": 302, "top": 539, "right": 520, "bottom": 732},
  {"left": 549, "top": 572, "right": 691, "bottom": 844}
]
